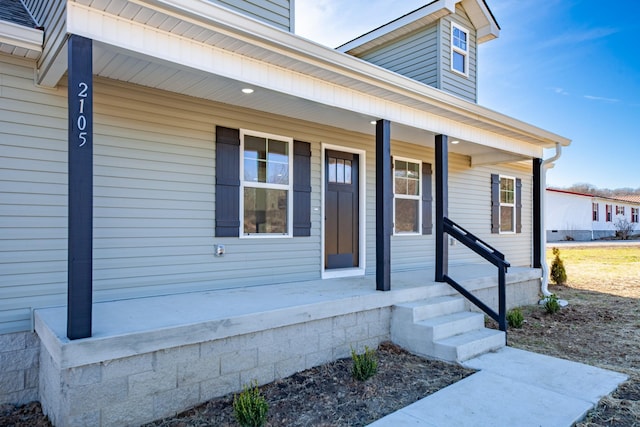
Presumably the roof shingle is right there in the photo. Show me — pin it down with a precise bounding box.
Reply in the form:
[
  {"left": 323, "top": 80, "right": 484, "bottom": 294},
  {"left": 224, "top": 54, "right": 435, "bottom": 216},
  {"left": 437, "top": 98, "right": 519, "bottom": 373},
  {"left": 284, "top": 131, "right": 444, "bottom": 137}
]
[{"left": 0, "top": 0, "right": 37, "bottom": 28}]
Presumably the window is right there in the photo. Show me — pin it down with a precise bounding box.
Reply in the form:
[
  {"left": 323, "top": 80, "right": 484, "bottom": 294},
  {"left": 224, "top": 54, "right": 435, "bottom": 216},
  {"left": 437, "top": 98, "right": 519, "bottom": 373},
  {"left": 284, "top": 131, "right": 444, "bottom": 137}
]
[
  {"left": 632, "top": 208, "right": 639, "bottom": 223},
  {"left": 491, "top": 174, "right": 521, "bottom": 234},
  {"left": 592, "top": 203, "right": 599, "bottom": 221},
  {"left": 215, "top": 126, "right": 311, "bottom": 238},
  {"left": 393, "top": 159, "right": 421, "bottom": 234},
  {"left": 241, "top": 130, "right": 293, "bottom": 235},
  {"left": 616, "top": 205, "right": 625, "bottom": 216},
  {"left": 606, "top": 204, "right": 612, "bottom": 222},
  {"left": 451, "top": 24, "right": 469, "bottom": 75},
  {"left": 499, "top": 176, "right": 516, "bottom": 233}
]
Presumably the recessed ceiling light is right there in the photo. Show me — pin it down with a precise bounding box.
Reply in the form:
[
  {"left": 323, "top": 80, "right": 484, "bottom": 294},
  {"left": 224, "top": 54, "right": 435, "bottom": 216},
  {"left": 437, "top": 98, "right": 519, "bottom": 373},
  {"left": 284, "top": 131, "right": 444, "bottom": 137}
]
[
  {"left": 242, "top": 88, "right": 254, "bottom": 94},
  {"left": 370, "top": 121, "right": 377, "bottom": 125},
  {"left": 451, "top": 140, "right": 460, "bottom": 144}
]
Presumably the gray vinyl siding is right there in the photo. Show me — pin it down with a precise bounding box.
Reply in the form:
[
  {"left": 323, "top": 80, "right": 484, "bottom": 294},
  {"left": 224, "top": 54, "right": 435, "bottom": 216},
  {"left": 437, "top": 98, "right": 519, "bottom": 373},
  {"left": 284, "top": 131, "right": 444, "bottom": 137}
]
[
  {"left": 0, "top": 56, "right": 532, "bottom": 335},
  {"left": 448, "top": 156, "right": 532, "bottom": 267},
  {"left": 22, "top": 0, "right": 67, "bottom": 75},
  {"left": 390, "top": 143, "right": 435, "bottom": 271},
  {"left": 359, "top": 24, "right": 439, "bottom": 88},
  {"left": 0, "top": 57, "right": 68, "bottom": 334},
  {"left": 208, "top": 0, "right": 292, "bottom": 31},
  {"left": 440, "top": 5, "right": 477, "bottom": 102}
]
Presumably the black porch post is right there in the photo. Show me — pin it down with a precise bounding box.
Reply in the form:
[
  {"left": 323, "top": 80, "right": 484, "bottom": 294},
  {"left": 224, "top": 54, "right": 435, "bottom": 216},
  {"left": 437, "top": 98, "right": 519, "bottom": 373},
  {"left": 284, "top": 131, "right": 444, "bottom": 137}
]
[
  {"left": 67, "top": 35, "right": 93, "bottom": 339},
  {"left": 435, "top": 134, "right": 448, "bottom": 282},
  {"left": 532, "top": 158, "right": 543, "bottom": 268},
  {"left": 376, "top": 119, "right": 391, "bottom": 291}
]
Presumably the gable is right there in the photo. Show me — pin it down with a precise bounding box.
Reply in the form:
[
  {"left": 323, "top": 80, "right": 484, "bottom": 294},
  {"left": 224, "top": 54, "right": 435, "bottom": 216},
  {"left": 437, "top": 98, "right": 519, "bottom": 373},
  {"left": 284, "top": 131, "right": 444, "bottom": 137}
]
[{"left": 210, "top": 0, "right": 294, "bottom": 32}]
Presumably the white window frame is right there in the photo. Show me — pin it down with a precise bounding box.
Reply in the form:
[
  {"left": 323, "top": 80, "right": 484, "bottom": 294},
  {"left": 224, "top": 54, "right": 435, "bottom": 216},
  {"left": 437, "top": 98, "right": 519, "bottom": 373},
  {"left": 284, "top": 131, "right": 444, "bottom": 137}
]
[
  {"left": 592, "top": 202, "right": 599, "bottom": 222},
  {"left": 606, "top": 204, "right": 613, "bottom": 222},
  {"left": 451, "top": 23, "right": 469, "bottom": 77},
  {"left": 632, "top": 207, "right": 639, "bottom": 223},
  {"left": 393, "top": 157, "right": 422, "bottom": 235},
  {"left": 499, "top": 175, "right": 516, "bottom": 234},
  {"left": 239, "top": 129, "right": 293, "bottom": 238}
]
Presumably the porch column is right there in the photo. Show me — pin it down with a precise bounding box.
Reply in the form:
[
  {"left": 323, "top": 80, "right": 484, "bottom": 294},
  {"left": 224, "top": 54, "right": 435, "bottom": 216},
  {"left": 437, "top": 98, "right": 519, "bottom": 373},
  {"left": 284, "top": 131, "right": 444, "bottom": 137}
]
[
  {"left": 67, "top": 35, "right": 94, "bottom": 339},
  {"left": 435, "top": 134, "right": 448, "bottom": 282},
  {"left": 532, "top": 158, "right": 543, "bottom": 268},
  {"left": 376, "top": 119, "right": 391, "bottom": 291}
]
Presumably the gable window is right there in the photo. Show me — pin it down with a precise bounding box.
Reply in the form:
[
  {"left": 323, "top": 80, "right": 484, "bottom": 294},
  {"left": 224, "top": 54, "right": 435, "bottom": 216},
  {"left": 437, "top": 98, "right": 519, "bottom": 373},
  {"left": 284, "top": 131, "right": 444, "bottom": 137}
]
[
  {"left": 592, "top": 203, "right": 599, "bottom": 221},
  {"left": 241, "top": 130, "right": 293, "bottom": 236},
  {"left": 394, "top": 159, "right": 421, "bottom": 234},
  {"left": 632, "top": 208, "right": 639, "bottom": 223},
  {"left": 616, "top": 205, "right": 625, "bottom": 216},
  {"left": 491, "top": 174, "right": 521, "bottom": 234},
  {"left": 606, "top": 204, "right": 612, "bottom": 222},
  {"left": 451, "top": 24, "right": 469, "bottom": 76}
]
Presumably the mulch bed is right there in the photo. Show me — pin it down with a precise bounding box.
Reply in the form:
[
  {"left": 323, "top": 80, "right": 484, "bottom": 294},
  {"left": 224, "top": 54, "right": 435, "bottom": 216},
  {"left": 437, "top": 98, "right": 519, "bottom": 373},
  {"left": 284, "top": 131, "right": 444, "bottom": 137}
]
[{"left": 145, "top": 342, "right": 475, "bottom": 426}]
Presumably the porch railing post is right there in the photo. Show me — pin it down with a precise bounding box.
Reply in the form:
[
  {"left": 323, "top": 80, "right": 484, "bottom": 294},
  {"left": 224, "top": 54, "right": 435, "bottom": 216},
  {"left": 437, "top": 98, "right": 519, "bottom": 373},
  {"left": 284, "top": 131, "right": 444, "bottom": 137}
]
[
  {"left": 376, "top": 119, "right": 391, "bottom": 291},
  {"left": 435, "top": 134, "right": 448, "bottom": 282},
  {"left": 498, "top": 266, "right": 507, "bottom": 332}
]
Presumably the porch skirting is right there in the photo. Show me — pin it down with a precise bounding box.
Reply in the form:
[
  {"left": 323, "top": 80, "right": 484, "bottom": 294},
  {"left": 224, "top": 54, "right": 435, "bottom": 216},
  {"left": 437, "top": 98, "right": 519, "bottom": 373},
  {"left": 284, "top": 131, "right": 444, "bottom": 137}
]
[{"left": 31, "top": 266, "right": 541, "bottom": 427}]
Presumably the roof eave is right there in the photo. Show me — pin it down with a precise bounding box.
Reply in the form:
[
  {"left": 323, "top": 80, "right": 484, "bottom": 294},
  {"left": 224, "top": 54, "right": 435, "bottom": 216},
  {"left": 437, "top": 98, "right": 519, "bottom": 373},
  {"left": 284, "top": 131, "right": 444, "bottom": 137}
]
[{"left": 0, "top": 19, "right": 43, "bottom": 59}]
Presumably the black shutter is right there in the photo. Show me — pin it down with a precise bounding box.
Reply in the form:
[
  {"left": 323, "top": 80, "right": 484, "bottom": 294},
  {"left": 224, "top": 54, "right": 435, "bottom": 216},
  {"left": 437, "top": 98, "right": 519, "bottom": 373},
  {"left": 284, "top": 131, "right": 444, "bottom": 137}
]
[
  {"left": 516, "top": 178, "right": 522, "bottom": 233},
  {"left": 422, "top": 162, "right": 433, "bottom": 235},
  {"left": 215, "top": 126, "right": 240, "bottom": 237},
  {"left": 293, "top": 140, "right": 312, "bottom": 236},
  {"left": 491, "top": 173, "right": 500, "bottom": 234}
]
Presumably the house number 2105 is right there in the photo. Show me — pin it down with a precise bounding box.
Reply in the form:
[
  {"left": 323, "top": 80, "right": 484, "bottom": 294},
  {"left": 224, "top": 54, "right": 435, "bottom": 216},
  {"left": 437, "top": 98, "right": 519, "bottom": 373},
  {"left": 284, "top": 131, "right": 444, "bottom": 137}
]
[{"left": 77, "top": 82, "right": 89, "bottom": 147}]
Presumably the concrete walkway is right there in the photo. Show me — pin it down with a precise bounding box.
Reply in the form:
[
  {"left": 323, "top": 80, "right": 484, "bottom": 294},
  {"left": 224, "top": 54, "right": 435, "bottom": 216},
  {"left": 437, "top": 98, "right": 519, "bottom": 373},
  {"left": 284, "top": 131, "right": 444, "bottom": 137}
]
[{"left": 369, "top": 347, "right": 627, "bottom": 427}]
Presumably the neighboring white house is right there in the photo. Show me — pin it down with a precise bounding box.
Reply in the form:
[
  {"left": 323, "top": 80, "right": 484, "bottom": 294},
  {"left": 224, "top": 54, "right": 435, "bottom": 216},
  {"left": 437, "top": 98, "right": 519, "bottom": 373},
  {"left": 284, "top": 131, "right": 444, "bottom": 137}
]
[
  {"left": 1, "top": 0, "right": 572, "bottom": 425},
  {"left": 546, "top": 188, "right": 640, "bottom": 241}
]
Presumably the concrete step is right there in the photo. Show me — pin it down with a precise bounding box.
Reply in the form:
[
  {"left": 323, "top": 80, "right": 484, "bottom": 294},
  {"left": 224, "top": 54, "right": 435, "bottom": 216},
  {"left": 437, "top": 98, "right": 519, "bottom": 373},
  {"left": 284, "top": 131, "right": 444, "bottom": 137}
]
[
  {"left": 434, "top": 328, "right": 506, "bottom": 362},
  {"left": 393, "top": 295, "right": 466, "bottom": 323},
  {"left": 417, "top": 311, "right": 484, "bottom": 341}
]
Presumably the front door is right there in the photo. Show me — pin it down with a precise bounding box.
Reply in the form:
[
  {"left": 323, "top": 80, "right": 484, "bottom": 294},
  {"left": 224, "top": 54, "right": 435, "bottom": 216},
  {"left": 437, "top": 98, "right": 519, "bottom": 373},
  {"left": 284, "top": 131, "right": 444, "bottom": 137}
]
[{"left": 325, "top": 150, "right": 359, "bottom": 269}]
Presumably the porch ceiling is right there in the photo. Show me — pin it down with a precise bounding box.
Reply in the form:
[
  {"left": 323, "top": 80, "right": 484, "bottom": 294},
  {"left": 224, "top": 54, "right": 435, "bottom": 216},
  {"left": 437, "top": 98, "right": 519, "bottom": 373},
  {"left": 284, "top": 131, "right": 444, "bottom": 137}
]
[
  {"left": 91, "top": 41, "right": 522, "bottom": 161},
  {"left": 48, "top": 0, "right": 570, "bottom": 162}
]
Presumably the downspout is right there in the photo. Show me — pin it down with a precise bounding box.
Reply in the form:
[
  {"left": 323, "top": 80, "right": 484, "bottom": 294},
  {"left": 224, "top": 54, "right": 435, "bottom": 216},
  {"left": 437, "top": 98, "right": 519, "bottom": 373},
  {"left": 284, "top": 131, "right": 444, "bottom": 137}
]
[{"left": 539, "top": 143, "right": 562, "bottom": 297}]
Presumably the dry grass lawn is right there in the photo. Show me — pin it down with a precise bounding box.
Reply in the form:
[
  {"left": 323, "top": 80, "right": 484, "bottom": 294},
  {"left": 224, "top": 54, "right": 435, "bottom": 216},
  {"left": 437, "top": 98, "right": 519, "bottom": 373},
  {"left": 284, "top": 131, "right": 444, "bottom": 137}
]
[{"left": 504, "top": 244, "right": 640, "bottom": 426}]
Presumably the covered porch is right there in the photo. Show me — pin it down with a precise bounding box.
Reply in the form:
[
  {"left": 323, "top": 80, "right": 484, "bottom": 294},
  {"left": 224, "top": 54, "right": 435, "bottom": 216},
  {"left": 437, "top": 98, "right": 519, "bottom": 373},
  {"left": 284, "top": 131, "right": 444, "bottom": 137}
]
[{"left": 49, "top": 0, "right": 563, "bottom": 341}]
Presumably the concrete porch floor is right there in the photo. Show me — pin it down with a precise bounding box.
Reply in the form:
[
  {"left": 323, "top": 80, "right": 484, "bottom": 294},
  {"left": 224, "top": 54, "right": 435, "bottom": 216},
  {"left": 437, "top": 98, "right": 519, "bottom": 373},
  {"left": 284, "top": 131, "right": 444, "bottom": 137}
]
[{"left": 35, "top": 265, "right": 539, "bottom": 368}]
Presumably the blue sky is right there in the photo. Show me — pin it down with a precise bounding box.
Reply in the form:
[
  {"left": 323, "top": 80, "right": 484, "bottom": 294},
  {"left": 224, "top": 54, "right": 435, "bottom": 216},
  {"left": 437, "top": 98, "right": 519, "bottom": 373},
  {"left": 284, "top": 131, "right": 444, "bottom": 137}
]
[{"left": 295, "top": 0, "right": 640, "bottom": 190}]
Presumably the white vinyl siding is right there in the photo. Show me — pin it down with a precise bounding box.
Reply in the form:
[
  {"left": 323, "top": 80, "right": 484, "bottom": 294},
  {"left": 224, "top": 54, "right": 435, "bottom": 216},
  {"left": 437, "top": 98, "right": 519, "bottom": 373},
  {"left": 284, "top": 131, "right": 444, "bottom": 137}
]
[
  {"left": 440, "top": 5, "right": 477, "bottom": 102},
  {"left": 359, "top": 24, "right": 439, "bottom": 88},
  {"left": 209, "top": 0, "right": 293, "bottom": 31}
]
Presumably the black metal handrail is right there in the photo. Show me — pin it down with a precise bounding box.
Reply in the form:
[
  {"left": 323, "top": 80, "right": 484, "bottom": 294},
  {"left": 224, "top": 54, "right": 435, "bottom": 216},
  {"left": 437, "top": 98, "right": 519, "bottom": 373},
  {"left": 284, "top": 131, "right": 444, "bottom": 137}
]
[{"left": 443, "top": 217, "right": 510, "bottom": 332}]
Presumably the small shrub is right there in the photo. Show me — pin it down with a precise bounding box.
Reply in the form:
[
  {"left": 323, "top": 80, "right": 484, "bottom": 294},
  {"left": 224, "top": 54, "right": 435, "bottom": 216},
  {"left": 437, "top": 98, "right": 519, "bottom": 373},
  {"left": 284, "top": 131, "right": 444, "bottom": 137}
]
[
  {"left": 351, "top": 346, "right": 378, "bottom": 381},
  {"left": 544, "top": 294, "right": 561, "bottom": 315},
  {"left": 507, "top": 307, "right": 524, "bottom": 328},
  {"left": 233, "top": 381, "right": 268, "bottom": 427},
  {"left": 550, "top": 247, "right": 567, "bottom": 285}
]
